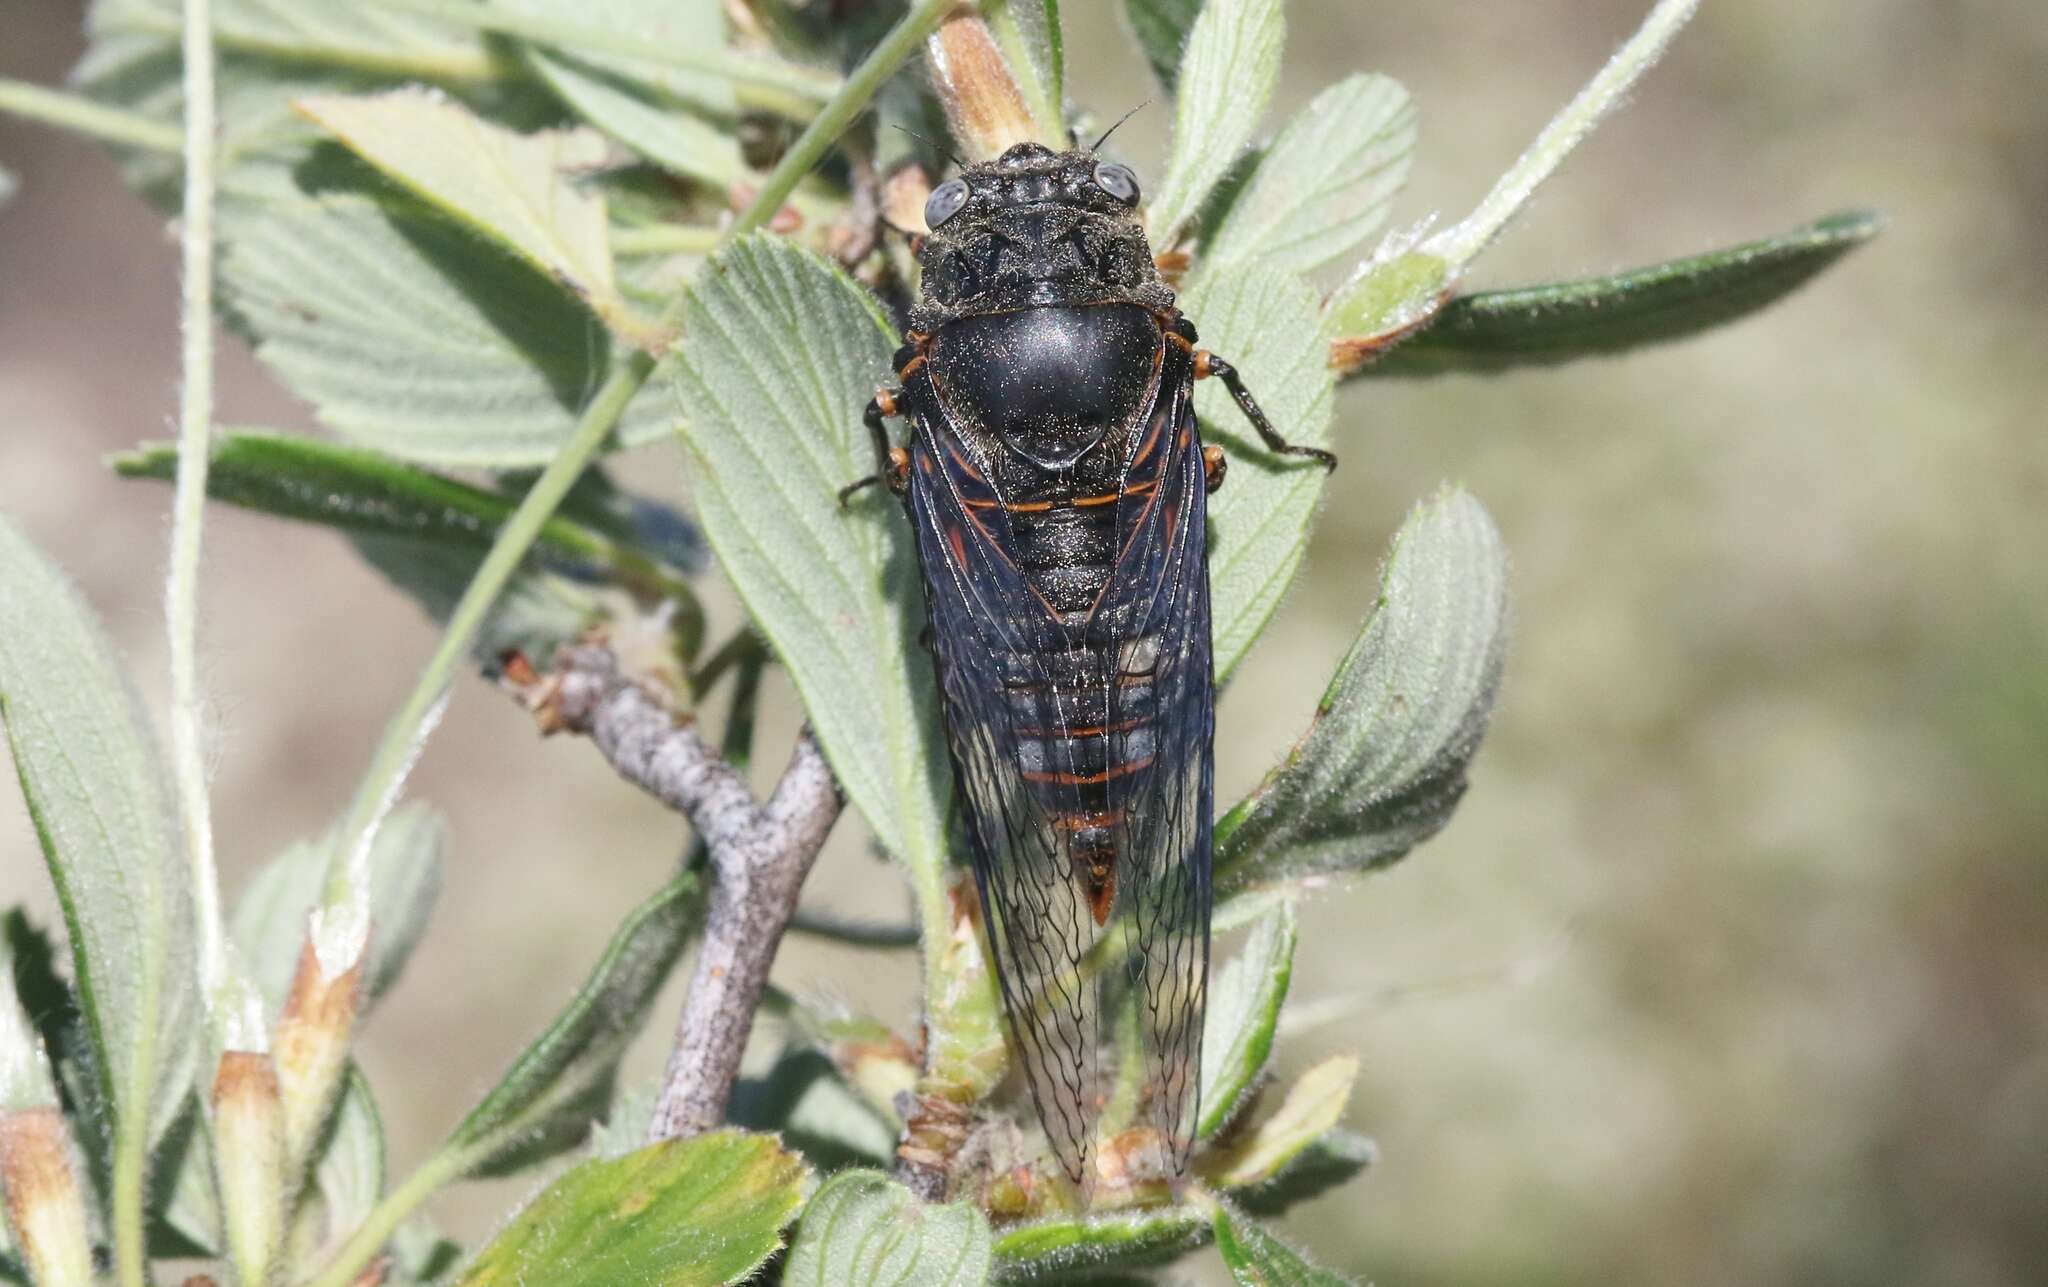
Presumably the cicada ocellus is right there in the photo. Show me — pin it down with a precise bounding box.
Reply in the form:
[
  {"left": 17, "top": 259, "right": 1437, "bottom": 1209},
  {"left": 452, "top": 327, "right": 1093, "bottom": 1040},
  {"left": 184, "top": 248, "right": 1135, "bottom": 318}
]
[{"left": 845, "top": 141, "right": 1333, "bottom": 1194}]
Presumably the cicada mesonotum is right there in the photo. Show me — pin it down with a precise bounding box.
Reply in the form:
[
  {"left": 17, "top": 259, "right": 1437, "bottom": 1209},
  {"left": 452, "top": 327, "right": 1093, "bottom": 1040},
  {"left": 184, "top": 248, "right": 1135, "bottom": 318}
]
[{"left": 844, "top": 142, "right": 1334, "bottom": 1194}]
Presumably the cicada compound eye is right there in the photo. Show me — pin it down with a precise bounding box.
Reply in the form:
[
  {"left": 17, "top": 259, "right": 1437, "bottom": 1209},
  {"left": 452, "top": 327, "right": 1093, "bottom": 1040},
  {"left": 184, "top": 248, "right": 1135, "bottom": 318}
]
[
  {"left": 1091, "top": 161, "right": 1140, "bottom": 206},
  {"left": 923, "top": 178, "right": 971, "bottom": 230}
]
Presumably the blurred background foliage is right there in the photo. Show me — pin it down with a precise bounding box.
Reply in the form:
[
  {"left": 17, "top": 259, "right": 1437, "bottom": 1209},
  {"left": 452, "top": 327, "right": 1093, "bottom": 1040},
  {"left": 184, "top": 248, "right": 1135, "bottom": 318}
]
[{"left": 2, "top": 0, "right": 2043, "bottom": 1283}]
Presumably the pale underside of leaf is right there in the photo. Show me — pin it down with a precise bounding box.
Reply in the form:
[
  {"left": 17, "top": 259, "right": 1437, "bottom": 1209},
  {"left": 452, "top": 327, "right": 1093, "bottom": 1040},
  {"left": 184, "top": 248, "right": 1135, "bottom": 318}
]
[
  {"left": 0, "top": 515, "right": 196, "bottom": 1145},
  {"left": 1182, "top": 266, "right": 1337, "bottom": 681},
  {"left": 672, "top": 235, "right": 950, "bottom": 878},
  {"left": 1198, "top": 1054, "right": 1359, "bottom": 1192},
  {"left": 1197, "top": 73, "right": 1417, "bottom": 283},
  {"left": 294, "top": 88, "right": 664, "bottom": 344},
  {"left": 219, "top": 189, "right": 676, "bottom": 466},
  {"left": 1215, "top": 487, "right": 1509, "bottom": 897},
  {"left": 1146, "top": 0, "right": 1284, "bottom": 244}
]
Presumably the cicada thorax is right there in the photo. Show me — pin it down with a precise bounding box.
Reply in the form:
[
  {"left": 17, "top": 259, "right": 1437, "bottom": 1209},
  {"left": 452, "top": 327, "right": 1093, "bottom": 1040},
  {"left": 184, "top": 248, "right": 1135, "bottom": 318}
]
[{"left": 909, "top": 301, "right": 1182, "bottom": 928}]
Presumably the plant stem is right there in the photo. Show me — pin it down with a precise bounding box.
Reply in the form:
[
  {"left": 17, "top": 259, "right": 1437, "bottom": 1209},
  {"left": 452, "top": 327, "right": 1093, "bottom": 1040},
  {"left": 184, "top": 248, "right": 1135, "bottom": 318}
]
[
  {"left": 296, "top": 1143, "right": 472, "bottom": 1287},
  {"left": 724, "top": 0, "right": 962, "bottom": 244},
  {"left": 1429, "top": 0, "right": 1701, "bottom": 267},
  {"left": 168, "top": 0, "right": 231, "bottom": 1016},
  {"left": 359, "top": 0, "right": 837, "bottom": 121},
  {"left": 318, "top": 351, "right": 655, "bottom": 940},
  {"left": 0, "top": 78, "right": 182, "bottom": 153},
  {"left": 118, "top": 5, "right": 500, "bottom": 83}
]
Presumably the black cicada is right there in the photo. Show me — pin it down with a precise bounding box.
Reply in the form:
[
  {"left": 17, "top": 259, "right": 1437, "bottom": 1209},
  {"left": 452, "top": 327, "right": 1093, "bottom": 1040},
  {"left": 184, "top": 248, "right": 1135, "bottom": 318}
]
[{"left": 844, "top": 142, "right": 1334, "bottom": 1192}]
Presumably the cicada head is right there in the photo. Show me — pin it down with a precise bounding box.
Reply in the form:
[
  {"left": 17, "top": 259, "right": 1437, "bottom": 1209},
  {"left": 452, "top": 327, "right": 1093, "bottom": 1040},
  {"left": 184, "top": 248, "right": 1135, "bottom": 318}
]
[{"left": 912, "top": 142, "right": 1172, "bottom": 327}]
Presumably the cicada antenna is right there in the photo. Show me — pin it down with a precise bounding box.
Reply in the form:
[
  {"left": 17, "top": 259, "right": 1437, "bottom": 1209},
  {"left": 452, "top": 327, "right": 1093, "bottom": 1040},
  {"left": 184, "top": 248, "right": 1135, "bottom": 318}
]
[
  {"left": 891, "top": 123, "right": 965, "bottom": 170},
  {"left": 1089, "top": 101, "right": 1150, "bottom": 152}
]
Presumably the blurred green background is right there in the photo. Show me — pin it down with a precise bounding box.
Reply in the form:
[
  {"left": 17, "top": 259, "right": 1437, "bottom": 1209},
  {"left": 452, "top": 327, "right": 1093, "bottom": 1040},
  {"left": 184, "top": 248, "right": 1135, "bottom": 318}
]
[{"left": 4, "top": 1, "right": 2045, "bottom": 1283}]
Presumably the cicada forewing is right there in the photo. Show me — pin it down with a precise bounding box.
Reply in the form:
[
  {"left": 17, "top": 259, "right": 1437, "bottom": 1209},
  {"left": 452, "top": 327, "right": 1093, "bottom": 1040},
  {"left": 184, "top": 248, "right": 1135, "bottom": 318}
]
[{"left": 902, "top": 345, "right": 1214, "bottom": 1190}]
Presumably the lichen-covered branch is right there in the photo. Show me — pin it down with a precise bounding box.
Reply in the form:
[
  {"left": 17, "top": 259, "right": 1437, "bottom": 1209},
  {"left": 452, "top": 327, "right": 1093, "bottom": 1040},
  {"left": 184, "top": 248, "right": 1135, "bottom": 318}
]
[{"left": 514, "top": 642, "right": 844, "bottom": 1139}]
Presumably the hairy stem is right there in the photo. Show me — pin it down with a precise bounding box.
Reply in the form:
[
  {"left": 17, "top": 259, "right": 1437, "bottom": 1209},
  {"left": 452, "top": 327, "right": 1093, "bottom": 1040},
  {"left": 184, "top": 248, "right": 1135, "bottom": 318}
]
[
  {"left": 1428, "top": 0, "right": 1701, "bottom": 266},
  {"left": 725, "top": 0, "right": 962, "bottom": 244},
  {"left": 295, "top": 1142, "right": 471, "bottom": 1287},
  {"left": 0, "top": 78, "right": 182, "bottom": 153},
  {"left": 167, "top": 0, "right": 230, "bottom": 1018},
  {"left": 319, "top": 353, "right": 653, "bottom": 939}
]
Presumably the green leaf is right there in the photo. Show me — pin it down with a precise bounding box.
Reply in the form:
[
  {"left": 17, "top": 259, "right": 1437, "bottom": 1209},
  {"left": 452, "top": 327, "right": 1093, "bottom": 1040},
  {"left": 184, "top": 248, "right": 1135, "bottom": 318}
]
[
  {"left": 1198, "top": 1056, "right": 1358, "bottom": 1192},
  {"left": 1198, "top": 900, "right": 1296, "bottom": 1138},
  {"left": 150, "top": 1104, "right": 220, "bottom": 1258},
  {"left": 230, "top": 803, "right": 444, "bottom": 1014},
  {"left": 1210, "top": 1199, "right": 1354, "bottom": 1285},
  {"left": 218, "top": 184, "right": 676, "bottom": 467},
  {"left": 784, "top": 1170, "right": 992, "bottom": 1287},
  {"left": 1322, "top": 249, "right": 1452, "bottom": 372},
  {"left": 1197, "top": 75, "right": 1416, "bottom": 281},
  {"left": 445, "top": 874, "right": 700, "bottom": 1176},
  {"left": 1215, "top": 487, "right": 1508, "bottom": 897},
  {"left": 672, "top": 235, "right": 950, "bottom": 880},
  {"left": 110, "top": 431, "right": 700, "bottom": 601},
  {"left": 993, "top": 1207, "right": 1208, "bottom": 1281},
  {"left": 1230, "top": 1128, "right": 1375, "bottom": 1219},
  {"left": 0, "top": 515, "right": 195, "bottom": 1146},
  {"left": 1184, "top": 266, "right": 1335, "bottom": 680},
  {"left": 1363, "top": 209, "right": 1884, "bottom": 376},
  {"left": 1120, "top": 0, "right": 1201, "bottom": 96},
  {"left": 1147, "top": 0, "right": 1283, "bottom": 244},
  {"left": 454, "top": 1131, "right": 806, "bottom": 1287}
]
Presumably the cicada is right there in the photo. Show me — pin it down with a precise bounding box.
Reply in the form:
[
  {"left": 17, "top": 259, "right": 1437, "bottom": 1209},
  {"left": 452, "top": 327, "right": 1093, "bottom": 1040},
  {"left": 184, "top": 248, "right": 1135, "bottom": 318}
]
[{"left": 844, "top": 142, "right": 1334, "bottom": 1192}]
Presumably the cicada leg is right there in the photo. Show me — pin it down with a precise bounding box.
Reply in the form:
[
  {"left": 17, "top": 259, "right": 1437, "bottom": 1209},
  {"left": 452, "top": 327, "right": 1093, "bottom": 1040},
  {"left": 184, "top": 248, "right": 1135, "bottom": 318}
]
[
  {"left": 1193, "top": 351, "right": 1339, "bottom": 472},
  {"left": 838, "top": 386, "right": 910, "bottom": 505}
]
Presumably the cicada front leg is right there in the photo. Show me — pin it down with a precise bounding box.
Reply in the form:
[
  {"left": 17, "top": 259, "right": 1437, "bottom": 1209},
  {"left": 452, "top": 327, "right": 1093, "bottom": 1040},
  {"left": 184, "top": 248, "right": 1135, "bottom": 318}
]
[{"left": 838, "top": 386, "right": 911, "bottom": 505}]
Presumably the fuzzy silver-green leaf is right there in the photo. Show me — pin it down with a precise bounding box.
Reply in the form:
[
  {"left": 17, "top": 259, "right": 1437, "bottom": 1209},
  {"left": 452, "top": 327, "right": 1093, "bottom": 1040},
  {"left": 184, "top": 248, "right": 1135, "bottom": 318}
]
[
  {"left": 1216, "top": 487, "right": 1508, "bottom": 896},
  {"left": 784, "top": 1170, "right": 992, "bottom": 1287},
  {"left": 1198, "top": 74, "right": 1416, "bottom": 282},
  {"left": 672, "top": 235, "right": 950, "bottom": 881},
  {"left": 1198, "top": 899, "right": 1296, "bottom": 1137},
  {"left": 1185, "top": 266, "right": 1336, "bottom": 680},
  {"left": 1146, "top": 0, "right": 1283, "bottom": 243},
  {"left": 0, "top": 515, "right": 195, "bottom": 1147}
]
